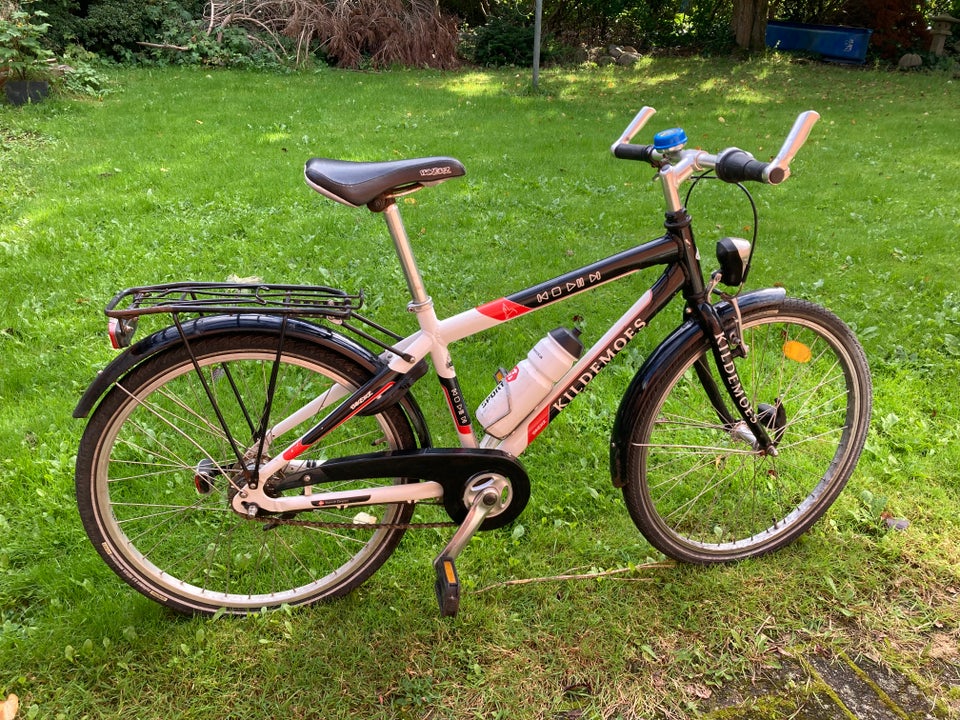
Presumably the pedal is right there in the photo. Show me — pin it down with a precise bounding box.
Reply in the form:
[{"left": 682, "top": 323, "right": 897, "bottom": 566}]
[
  {"left": 433, "top": 555, "right": 460, "bottom": 617},
  {"left": 431, "top": 480, "right": 505, "bottom": 617}
]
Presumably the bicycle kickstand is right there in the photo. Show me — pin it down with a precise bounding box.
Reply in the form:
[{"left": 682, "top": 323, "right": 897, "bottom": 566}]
[{"left": 433, "top": 485, "right": 502, "bottom": 617}]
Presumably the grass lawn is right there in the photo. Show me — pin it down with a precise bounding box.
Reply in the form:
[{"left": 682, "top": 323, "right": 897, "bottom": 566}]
[{"left": 2, "top": 57, "right": 959, "bottom": 718}]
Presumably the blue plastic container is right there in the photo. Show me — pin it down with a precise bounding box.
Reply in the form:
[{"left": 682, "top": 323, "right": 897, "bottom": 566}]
[{"left": 765, "top": 20, "right": 873, "bottom": 64}]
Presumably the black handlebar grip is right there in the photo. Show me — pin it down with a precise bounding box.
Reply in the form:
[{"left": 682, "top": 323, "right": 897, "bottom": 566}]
[
  {"left": 716, "top": 148, "right": 778, "bottom": 184},
  {"left": 613, "top": 143, "right": 657, "bottom": 164}
]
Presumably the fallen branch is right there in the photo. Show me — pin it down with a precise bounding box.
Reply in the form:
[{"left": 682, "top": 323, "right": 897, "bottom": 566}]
[
  {"left": 136, "top": 41, "right": 191, "bottom": 51},
  {"left": 472, "top": 561, "right": 674, "bottom": 594}
]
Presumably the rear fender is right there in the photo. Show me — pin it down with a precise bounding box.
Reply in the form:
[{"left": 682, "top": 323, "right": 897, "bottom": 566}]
[
  {"left": 73, "top": 314, "right": 432, "bottom": 446},
  {"left": 609, "top": 288, "right": 786, "bottom": 488}
]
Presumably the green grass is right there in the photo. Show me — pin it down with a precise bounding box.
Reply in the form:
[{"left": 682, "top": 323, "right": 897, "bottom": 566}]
[{"left": 2, "top": 58, "right": 960, "bottom": 719}]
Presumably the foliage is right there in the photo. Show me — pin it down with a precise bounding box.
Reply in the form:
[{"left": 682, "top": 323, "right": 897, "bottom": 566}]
[
  {"left": 461, "top": 1, "right": 549, "bottom": 66},
  {"left": 458, "top": 0, "right": 735, "bottom": 63},
  {"left": 773, "top": 0, "right": 935, "bottom": 60},
  {"left": 205, "top": 0, "right": 460, "bottom": 69},
  {"left": 29, "top": 0, "right": 207, "bottom": 61},
  {"left": 57, "top": 44, "right": 111, "bottom": 96},
  {"left": 15, "top": 0, "right": 80, "bottom": 49},
  {"left": 22, "top": 0, "right": 956, "bottom": 69},
  {"left": 843, "top": 0, "right": 932, "bottom": 59},
  {"left": 80, "top": 0, "right": 156, "bottom": 58},
  {"left": 439, "top": 0, "right": 487, "bottom": 25},
  {"left": 608, "top": 0, "right": 735, "bottom": 51},
  {"left": 0, "top": 3, "right": 53, "bottom": 81},
  {"left": 145, "top": 16, "right": 284, "bottom": 68}
]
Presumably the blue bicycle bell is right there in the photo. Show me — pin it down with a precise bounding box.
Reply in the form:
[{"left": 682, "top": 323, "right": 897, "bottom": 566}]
[{"left": 653, "top": 127, "right": 687, "bottom": 152}]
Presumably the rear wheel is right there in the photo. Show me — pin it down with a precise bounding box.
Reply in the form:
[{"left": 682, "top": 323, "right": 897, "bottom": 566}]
[
  {"left": 76, "top": 332, "right": 419, "bottom": 615},
  {"left": 622, "top": 299, "right": 871, "bottom": 562}
]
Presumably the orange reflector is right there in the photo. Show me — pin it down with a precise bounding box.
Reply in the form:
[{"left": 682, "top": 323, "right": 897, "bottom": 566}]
[
  {"left": 783, "top": 340, "right": 812, "bottom": 363},
  {"left": 442, "top": 560, "right": 458, "bottom": 586}
]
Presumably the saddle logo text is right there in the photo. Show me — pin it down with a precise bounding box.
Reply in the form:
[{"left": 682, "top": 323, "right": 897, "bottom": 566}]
[{"left": 419, "top": 166, "right": 453, "bottom": 177}]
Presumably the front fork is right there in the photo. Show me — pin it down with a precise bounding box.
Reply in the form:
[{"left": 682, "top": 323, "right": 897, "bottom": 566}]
[{"left": 694, "top": 297, "right": 778, "bottom": 455}]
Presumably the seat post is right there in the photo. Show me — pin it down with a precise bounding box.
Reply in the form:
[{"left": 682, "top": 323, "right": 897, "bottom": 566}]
[{"left": 382, "top": 202, "right": 431, "bottom": 308}]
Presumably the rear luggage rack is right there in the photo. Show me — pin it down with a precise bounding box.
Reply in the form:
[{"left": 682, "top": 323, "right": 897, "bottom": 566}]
[
  {"left": 105, "top": 282, "right": 363, "bottom": 319},
  {"left": 103, "top": 282, "right": 413, "bottom": 360}
]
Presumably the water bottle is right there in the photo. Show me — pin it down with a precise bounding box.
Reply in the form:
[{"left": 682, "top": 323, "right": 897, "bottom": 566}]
[{"left": 476, "top": 327, "right": 583, "bottom": 438}]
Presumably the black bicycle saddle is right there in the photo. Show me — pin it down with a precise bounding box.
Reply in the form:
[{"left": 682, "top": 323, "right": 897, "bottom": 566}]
[{"left": 305, "top": 156, "right": 466, "bottom": 208}]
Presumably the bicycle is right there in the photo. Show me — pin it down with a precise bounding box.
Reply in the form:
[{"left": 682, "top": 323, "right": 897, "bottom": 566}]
[{"left": 73, "top": 106, "right": 872, "bottom": 617}]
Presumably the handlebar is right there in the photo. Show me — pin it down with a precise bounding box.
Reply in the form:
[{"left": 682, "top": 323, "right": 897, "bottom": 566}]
[{"left": 611, "top": 106, "right": 820, "bottom": 186}]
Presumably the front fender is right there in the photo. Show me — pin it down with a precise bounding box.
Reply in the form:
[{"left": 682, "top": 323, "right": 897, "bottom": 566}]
[{"left": 609, "top": 287, "right": 787, "bottom": 488}]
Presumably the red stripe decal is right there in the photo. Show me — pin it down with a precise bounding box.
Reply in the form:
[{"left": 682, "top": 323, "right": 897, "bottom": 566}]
[
  {"left": 282, "top": 440, "right": 311, "bottom": 461},
  {"left": 527, "top": 407, "right": 550, "bottom": 444},
  {"left": 282, "top": 382, "right": 395, "bottom": 461},
  {"left": 477, "top": 298, "right": 529, "bottom": 321}
]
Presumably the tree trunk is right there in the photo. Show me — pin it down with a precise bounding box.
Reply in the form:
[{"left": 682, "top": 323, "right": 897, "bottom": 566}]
[{"left": 732, "top": 0, "right": 770, "bottom": 50}]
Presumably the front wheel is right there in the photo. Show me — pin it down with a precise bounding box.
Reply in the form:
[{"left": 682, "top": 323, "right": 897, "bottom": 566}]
[
  {"left": 622, "top": 298, "right": 871, "bottom": 562},
  {"left": 76, "top": 332, "right": 420, "bottom": 615}
]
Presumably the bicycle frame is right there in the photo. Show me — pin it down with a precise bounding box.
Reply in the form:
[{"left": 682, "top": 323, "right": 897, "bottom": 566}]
[
  {"left": 228, "top": 106, "right": 826, "bottom": 517},
  {"left": 235, "top": 204, "right": 709, "bottom": 516}
]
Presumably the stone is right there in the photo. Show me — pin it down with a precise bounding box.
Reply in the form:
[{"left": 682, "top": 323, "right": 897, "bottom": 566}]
[{"left": 898, "top": 53, "right": 922, "bottom": 69}]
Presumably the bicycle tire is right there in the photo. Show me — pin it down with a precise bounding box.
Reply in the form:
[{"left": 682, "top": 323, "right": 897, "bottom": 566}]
[
  {"left": 622, "top": 298, "right": 871, "bottom": 562},
  {"left": 76, "top": 332, "right": 419, "bottom": 615}
]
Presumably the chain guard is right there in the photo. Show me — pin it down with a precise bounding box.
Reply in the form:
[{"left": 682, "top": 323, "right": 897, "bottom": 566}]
[{"left": 271, "top": 447, "right": 530, "bottom": 531}]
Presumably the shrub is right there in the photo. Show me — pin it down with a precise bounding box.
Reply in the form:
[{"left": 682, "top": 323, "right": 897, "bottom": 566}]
[
  {"left": 79, "top": 0, "right": 157, "bottom": 58},
  {"left": 0, "top": 3, "right": 54, "bottom": 81},
  {"left": 775, "top": 0, "right": 933, "bottom": 61},
  {"left": 58, "top": 44, "right": 111, "bottom": 95},
  {"left": 464, "top": 5, "right": 536, "bottom": 65},
  {"left": 205, "top": 0, "right": 460, "bottom": 69},
  {"left": 30, "top": 0, "right": 206, "bottom": 60},
  {"left": 319, "top": 0, "right": 460, "bottom": 68}
]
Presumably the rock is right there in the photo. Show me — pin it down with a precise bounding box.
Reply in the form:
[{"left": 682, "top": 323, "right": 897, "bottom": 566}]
[{"left": 898, "top": 53, "right": 922, "bottom": 69}]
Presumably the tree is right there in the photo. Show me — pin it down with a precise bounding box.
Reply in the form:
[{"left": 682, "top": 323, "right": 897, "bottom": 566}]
[{"left": 732, "top": 0, "right": 769, "bottom": 49}]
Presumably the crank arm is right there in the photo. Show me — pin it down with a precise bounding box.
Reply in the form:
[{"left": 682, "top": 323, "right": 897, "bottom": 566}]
[{"left": 433, "top": 484, "right": 503, "bottom": 617}]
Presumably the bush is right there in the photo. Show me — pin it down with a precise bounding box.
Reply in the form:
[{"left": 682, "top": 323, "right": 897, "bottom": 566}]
[
  {"left": 775, "top": 0, "right": 933, "bottom": 62},
  {"left": 0, "top": 4, "right": 54, "bottom": 81},
  {"left": 464, "top": 5, "right": 537, "bottom": 65},
  {"left": 197, "top": 0, "right": 460, "bottom": 69},
  {"left": 80, "top": 0, "right": 158, "bottom": 58},
  {"left": 318, "top": 0, "right": 460, "bottom": 69},
  {"left": 458, "top": 0, "right": 565, "bottom": 66},
  {"left": 58, "top": 44, "right": 111, "bottom": 95},
  {"left": 31, "top": 0, "right": 206, "bottom": 60}
]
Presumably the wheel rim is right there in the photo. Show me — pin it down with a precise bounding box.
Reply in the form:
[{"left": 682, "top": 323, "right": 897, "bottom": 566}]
[
  {"left": 638, "top": 312, "right": 866, "bottom": 556},
  {"left": 88, "top": 345, "right": 411, "bottom": 611}
]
